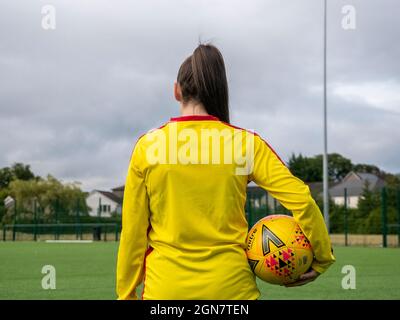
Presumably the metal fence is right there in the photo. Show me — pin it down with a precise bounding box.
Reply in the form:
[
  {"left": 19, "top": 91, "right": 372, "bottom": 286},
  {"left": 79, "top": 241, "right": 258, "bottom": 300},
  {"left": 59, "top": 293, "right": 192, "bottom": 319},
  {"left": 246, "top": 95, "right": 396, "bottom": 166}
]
[
  {"left": 2, "top": 223, "right": 121, "bottom": 242},
  {"left": 0, "top": 197, "right": 122, "bottom": 241},
  {"left": 2, "top": 187, "right": 399, "bottom": 247},
  {"left": 245, "top": 186, "right": 400, "bottom": 248},
  {"left": 329, "top": 187, "right": 400, "bottom": 248}
]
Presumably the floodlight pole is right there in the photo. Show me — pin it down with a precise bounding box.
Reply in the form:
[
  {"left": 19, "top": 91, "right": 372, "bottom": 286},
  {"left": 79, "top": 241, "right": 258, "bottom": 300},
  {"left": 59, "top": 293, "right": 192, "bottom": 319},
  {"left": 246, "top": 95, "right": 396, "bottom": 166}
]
[{"left": 323, "top": 0, "right": 330, "bottom": 232}]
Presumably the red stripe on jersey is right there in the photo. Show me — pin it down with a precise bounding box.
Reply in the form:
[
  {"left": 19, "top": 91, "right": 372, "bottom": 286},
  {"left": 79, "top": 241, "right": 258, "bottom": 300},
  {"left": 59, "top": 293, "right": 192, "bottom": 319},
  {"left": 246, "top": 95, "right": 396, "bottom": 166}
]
[
  {"left": 170, "top": 115, "right": 219, "bottom": 122},
  {"left": 141, "top": 246, "right": 154, "bottom": 300},
  {"left": 216, "top": 120, "right": 287, "bottom": 167},
  {"left": 134, "top": 115, "right": 286, "bottom": 167}
]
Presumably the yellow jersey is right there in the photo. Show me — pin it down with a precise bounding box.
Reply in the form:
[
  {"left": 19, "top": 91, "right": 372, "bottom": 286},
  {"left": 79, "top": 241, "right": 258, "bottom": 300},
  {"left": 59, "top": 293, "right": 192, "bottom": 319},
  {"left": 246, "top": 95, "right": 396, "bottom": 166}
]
[{"left": 116, "top": 114, "right": 335, "bottom": 300}]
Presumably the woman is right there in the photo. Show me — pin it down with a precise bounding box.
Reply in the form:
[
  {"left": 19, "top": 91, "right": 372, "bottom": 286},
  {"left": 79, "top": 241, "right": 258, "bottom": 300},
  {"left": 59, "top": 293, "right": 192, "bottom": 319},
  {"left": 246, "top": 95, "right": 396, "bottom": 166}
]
[{"left": 116, "top": 44, "right": 335, "bottom": 300}]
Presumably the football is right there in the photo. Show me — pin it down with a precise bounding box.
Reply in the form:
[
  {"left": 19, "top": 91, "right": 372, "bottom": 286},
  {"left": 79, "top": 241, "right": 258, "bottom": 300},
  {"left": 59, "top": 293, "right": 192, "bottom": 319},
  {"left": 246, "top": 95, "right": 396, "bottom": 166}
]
[{"left": 246, "top": 214, "right": 314, "bottom": 285}]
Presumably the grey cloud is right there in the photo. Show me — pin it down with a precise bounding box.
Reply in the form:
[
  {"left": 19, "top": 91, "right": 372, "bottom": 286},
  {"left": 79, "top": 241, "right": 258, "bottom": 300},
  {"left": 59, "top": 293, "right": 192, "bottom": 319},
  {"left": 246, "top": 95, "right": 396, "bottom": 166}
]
[{"left": 0, "top": 0, "right": 399, "bottom": 191}]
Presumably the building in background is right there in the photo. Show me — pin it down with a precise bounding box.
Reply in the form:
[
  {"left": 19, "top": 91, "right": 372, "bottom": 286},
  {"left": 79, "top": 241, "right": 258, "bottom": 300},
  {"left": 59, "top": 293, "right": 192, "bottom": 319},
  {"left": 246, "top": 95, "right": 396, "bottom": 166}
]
[
  {"left": 329, "top": 172, "right": 386, "bottom": 208},
  {"left": 86, "top": 189, "right": 123, "bottom": 217}
]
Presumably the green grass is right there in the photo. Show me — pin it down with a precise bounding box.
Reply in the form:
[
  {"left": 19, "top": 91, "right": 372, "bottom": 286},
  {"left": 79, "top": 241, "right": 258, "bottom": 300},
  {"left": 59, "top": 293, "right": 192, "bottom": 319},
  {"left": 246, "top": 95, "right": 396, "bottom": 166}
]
[{"left": 0, "top": 242, "right": 399, "bottom": 299}]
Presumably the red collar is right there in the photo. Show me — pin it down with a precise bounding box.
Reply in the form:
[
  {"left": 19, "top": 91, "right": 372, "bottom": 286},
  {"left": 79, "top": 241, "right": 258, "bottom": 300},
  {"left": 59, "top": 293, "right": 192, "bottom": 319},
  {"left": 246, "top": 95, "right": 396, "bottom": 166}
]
[{"left": 169, "top": 115, "right": 219, "bottom": 122}]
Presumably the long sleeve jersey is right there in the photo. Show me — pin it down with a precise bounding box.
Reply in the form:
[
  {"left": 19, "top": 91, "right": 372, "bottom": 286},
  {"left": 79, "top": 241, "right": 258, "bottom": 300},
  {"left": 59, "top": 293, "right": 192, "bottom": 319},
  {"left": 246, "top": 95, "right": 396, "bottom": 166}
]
[{"left": 116, "top": 114, "right": 335, "bottom": 300}]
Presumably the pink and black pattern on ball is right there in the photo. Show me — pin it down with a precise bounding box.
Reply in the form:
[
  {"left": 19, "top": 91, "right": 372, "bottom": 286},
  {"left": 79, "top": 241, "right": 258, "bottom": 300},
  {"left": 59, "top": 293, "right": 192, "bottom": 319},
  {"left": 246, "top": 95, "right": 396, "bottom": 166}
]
[
  {"left": 291, "top": 225, "right": 311, "bottom": 249},
  {"left": 264, "top": 248, "right": 296, "bottom": 278}
]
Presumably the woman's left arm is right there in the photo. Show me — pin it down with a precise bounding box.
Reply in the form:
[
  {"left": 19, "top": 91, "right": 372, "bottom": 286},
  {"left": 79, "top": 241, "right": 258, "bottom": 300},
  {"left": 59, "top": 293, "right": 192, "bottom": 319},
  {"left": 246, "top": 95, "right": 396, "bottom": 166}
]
[{"left": 249, "top": 134, "right": 336, "bottom": 278}]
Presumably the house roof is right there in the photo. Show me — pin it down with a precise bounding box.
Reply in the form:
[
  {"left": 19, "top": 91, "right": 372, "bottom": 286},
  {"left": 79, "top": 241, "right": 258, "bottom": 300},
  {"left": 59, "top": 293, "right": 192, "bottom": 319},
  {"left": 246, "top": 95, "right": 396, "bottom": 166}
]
[
  {"left": 329, "top": 171, "right": 385, "bottom": 197},
  {"left": 95, "top": 190, "right": 123, "bottom": 204},
  {"left": 112, "top": 185, "right": 125, "bottom": 192}
]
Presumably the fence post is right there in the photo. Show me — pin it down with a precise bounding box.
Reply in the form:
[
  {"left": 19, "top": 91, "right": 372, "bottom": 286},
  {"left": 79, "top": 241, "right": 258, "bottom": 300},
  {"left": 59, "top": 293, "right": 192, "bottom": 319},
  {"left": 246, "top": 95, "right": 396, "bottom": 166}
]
[
  {"left": 396, "top": 188, "right": 400, "bottom": 247},
  {"left": 344, "top": 188, "right": 348, "bottom": 247},
  {"left": 3, "top": 226, "right": 6, "bottom": 241},
  {"left": 381, "top": 187, "right": 388, "bottom": 248},
  {"left": 33, "top": 199, "right": 37, "bottom": 241},
  {"left": 98, "top": 197, "right": 102, "bottom": 222},
  {"left": 37, "top": 204, "right": 41, "bottom": 241},
  {"left": 76, "top": 198, "right": 80, "bottom": 240},
  {"left": 13, "top": 199, "right": 17, "bottom": 241},
  {"left": 54, "top": 198, "right": 57, "bottom": 240}
]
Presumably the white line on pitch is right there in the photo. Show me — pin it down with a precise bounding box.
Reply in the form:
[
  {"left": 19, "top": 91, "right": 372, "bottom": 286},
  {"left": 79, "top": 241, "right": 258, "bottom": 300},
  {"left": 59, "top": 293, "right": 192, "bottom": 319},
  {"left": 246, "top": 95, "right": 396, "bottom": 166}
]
[{"left": 45, "top": 240, "right": 93, "bottom": 243}]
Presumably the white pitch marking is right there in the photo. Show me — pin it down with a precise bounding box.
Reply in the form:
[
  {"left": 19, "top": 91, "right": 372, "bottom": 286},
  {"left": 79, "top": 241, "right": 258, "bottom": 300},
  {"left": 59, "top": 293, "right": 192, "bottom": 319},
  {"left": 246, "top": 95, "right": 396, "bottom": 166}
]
[{"left": 45, "top": 240, "right": 93, "bottom": 243}]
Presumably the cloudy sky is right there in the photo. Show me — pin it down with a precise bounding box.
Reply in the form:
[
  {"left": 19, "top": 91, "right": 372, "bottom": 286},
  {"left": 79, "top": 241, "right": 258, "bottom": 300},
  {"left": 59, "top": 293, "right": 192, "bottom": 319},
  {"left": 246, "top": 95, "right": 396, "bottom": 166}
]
[{"left": 0, "top": 0, "right": 399, "bottom": 191}]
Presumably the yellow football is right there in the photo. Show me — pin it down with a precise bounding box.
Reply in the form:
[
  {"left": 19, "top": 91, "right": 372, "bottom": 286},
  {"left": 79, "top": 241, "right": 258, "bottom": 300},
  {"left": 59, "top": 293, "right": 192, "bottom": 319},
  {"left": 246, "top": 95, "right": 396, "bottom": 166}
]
[{"left": 246, "top": 214, "right": 314, "bottom": 285}]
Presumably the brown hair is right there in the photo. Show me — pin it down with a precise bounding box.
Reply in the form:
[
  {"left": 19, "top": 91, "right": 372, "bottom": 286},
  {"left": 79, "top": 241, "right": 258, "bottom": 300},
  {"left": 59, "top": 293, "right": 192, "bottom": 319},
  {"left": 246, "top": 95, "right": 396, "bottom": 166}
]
[{"left": 177, "top": 44, "right": 230, "bottom": 123}]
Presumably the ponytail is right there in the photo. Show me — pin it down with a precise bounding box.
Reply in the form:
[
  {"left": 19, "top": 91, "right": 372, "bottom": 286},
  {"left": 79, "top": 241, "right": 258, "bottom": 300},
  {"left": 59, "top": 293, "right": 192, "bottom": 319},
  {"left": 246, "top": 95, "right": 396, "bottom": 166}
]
[{"left": 177, "top": 44, "right": 230, "bottom": 123}]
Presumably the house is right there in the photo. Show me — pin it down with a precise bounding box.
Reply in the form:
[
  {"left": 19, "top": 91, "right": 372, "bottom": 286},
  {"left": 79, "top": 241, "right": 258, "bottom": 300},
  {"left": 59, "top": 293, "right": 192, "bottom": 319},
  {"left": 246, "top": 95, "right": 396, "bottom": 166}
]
[
  {"left": 86, "top": 190, "right": 123, "bottom": 217},
  {"left": 329, "top": 171, "right": 386, "bottom": 208}
]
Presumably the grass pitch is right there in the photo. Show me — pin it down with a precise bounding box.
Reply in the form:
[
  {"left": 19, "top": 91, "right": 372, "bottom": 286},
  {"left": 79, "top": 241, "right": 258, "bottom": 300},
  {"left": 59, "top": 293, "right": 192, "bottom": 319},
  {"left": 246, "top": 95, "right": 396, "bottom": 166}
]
[{"left": 0, "top": 242, "right": 399, "bottom": 300}]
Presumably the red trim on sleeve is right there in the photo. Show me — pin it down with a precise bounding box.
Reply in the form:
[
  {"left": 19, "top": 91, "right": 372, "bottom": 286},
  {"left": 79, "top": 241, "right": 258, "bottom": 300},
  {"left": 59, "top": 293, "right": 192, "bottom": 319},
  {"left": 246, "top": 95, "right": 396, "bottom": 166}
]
[
  {"left": 257, "top": 135, "right": 286, "bottom": 166},
  {"left": 141, "top": 246, "right": 154, "bottom": 300},
  {"left": 146, "top": 225, "right": 152, "bottom": 236},
  {"left": 134, "top": 115, "right": 286, "bottom": 167},
  {"left": 217, "top": 120, "right": 287, "bottom": 167}
]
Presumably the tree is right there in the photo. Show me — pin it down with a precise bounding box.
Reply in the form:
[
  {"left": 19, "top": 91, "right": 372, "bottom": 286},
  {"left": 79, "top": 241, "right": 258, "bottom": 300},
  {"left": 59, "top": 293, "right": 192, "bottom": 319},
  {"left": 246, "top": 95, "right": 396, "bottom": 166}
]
[
  {"left": 0, "top": 188, "right": 9, "bottom": 224},
  {"left": 381, "top": 172, "right": 400, "bottom": 189},
  {"left": 288, "top": 153, "right": 322, "bottom": 182},
  {"left": 2, "top": 175, "right": 88, "bottom": 224},
  {"left": 357, "top": 181, "right": 379, "bottom": 218},
  {"left": 329, "top": 153, "right": 353, "bottom": 182},
  {"left": 11, "top": 163, "right": 35, "bottom": 181},
  {"left": 364, "top": 206, "right": 397, "bottom": 234},
  {"left": 288, "top": 153, "right": 353, "bottom": 182},
  {"left": 0, "top": 163, "right": 35, "bottom": 189},
  {"left": 0, "top": 167, "right": 13, "bottom": 189},
  {"left": 353, "top": 163, "right": 381, "bottom": 176},
  {"left": 288, "top": 153, "right": 306, "bottom": 180}
]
